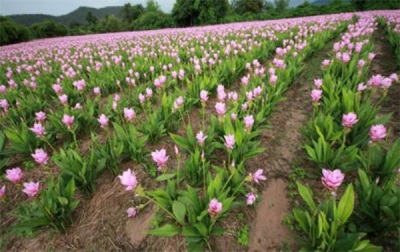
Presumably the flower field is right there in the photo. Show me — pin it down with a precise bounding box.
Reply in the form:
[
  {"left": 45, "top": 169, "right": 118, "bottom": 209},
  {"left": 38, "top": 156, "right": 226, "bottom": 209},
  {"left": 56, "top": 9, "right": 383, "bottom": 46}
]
[{"left": 0, "top": 10, "right": 399, "bottom": 251}]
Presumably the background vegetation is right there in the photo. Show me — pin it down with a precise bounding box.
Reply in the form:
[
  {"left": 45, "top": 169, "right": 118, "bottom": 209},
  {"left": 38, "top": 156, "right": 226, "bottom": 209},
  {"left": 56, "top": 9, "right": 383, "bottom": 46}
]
[{"left": 0, "top": 0, "right": 399, "bottom": 46}]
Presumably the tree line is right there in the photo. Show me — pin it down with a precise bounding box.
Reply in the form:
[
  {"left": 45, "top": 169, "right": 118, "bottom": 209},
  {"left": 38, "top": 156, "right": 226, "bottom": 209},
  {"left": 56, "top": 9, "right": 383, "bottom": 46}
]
[{"left": 1, "top": 0, "right": 399, "bottom": 46}]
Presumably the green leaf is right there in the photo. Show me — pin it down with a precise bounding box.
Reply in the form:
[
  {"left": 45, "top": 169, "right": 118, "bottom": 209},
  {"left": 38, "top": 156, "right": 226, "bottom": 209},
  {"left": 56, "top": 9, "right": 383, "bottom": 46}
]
[
  {"left": 156, "top": 173, "right": 176, "bottom": 181},
  {"left": 57, "top": 197, "right": 68, "bottom": 206},
  {"left": 297, "top": 183, "right": 316, "bottom": 211},
  {"left": 147, "top": 223, "right": 180, "bottom": 237},
  {"left": 172, "top": 200, "right": 186, "bottom": 224},
  {"left": 337, "top": 184, "right": 354, "bottom": 225}
]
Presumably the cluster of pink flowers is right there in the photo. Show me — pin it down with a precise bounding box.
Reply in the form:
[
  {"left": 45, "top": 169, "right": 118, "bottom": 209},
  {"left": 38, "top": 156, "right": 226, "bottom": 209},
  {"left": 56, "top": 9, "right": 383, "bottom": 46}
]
[{"left": 5, "top": 167, "right": 40, "bottom": 197}]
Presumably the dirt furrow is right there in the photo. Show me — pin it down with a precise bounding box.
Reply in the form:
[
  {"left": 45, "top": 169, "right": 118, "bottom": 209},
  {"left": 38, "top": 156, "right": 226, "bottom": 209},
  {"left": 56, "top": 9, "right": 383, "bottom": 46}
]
[{"left": 246, "top": 42, "right": 336, "bottom": 251}]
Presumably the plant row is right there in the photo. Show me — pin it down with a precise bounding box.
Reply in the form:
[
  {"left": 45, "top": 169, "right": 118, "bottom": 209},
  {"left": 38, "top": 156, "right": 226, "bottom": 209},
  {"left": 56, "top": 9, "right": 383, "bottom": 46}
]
[{"left": 290, "top": 13, "right": 400, "bottom": 251}]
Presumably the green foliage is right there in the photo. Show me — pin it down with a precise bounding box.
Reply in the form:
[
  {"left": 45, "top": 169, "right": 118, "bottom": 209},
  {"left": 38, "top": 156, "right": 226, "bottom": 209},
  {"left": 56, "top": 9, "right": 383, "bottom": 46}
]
[
  {"left": 131, "top": 11, "right": 174, "bottom": 30},
  {"left": 95, "top": 15, "right": 126, "bottom": 33},
  {"left": 237, "top": 224, "right": 250, "bottom": 246},
  {"left": 113, "top": 122, "right": 149, "bottom": 163},
  {"left": 0, "top": 132, "right": 9, "bottom": 172},
  {"left": 53, "top": 148, "right": 106, "bottom": 194},
  {"left": 0, "top": 17, "right": 31, "bottom": 46},
  {"left": 31, "top": 19, "right": 68, "bottom": 38},
  {"left": 3, "top": 123, "right": 40, "bottom": 157},
  {"left": 12, "top": 177, "right": 79, "bottom": 234},
  {"left": 354, "top": 169, "right": 400, "bottom": 248},
  {"left": 91, "top": 133, "right": 124, "bottom": 176},
  {"left": 292, "top": 183, "right": 381, "bottom": 251}
]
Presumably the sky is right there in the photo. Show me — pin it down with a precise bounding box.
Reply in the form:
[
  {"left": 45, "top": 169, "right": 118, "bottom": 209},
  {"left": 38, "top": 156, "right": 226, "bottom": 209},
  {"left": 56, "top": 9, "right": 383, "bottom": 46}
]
[
  {"left": 0, "top": 0, "right": 308, "bottom": 16},
  {"left": 0, "top": 0, "right": 175, "bottom": 16}
]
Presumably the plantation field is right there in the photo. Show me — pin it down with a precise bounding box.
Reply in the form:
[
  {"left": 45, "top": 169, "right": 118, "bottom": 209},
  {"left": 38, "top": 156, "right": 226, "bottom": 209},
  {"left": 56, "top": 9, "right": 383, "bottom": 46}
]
[{"left": 0, "top": 10, "right": 399, "bottom": 251}]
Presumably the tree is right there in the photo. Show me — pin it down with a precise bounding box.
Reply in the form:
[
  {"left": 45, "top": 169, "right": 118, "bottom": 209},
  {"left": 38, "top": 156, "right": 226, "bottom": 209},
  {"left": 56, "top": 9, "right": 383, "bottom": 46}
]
[
  {"left": 96, "top": 15, "right": 126, "bottom": 33},
  {"left": 31, "top": 20, "right": 68, "bottom": 38},
  {"left": 274, "top": 0, "right": 289, "bottom": 11},
  {"left": 146, "top": 0, "right": 160, "bottom": 12},
  {"left": 85, "top": 11, "right": 97, "bottom": 25},
  {"left": 132, "top": 11, "right": 174, "bottom": 30},
  {"left": 232, "top": 0, "right": 265, "bottom": 14},
  {"left": 120, "top": 3, "right": 144, "bottom": 24},
  {"left": 172, "top": 0, "right": 199, "bottom": 27},
  {"left": 0, "top": 17, "right": 31, "bottom": 46},
  {"left": 197, "top": 0, "right": 230, "bottom": 25}
]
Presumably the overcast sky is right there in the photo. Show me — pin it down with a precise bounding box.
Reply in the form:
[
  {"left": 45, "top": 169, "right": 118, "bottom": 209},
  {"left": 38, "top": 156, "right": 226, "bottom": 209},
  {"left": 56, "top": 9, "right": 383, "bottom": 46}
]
[
  {"left": 0, "top": 0, "right": 307, "bottom": 16},
  {"left": 0, "top": 0, "right": 175, "bottom": 16}
]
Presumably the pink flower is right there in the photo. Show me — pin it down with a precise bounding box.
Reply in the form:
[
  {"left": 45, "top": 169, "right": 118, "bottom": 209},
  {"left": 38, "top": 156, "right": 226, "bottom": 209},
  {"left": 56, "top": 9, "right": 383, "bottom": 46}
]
[
  {"left": 124, "top": 108, "right": 135, "bottom": 122},
  {"left": 321, "top": 169, "right": 344, "bottom": 190},
  {"left": 244, "top": 115, "right": 254, "bottom": 129},
  {"left": 368, "top": 75, "right": 383, "bottom": 87},
  {"left": 322, "top": 59, "right": 330, "bottom": 67},
  {"left": 139, "top": 93, "right": 146, "bottom": 104},
  {"left": 369, "top": 124, "right": 387, "bottom": 142},
  {"left": 368, "top": 53, "right": 375, "bottom": 60},
  {"left": 32, "top": 149, "right": 49, "bottom": 165},
  {"left": 269, "top": 74, "right": 278, "bottom": 84},
  {"left": 310, "top": 89, "right": 322, "bottom": 102},
  {"left": 358, "top": 59, "right": 365, "bottom": 69},
  {"left": 6, "top": 167, "right": 24, "bottom": 183},
  {"left": 173, "top": 96, "right": 184, "bottom": 110},
  {"left": 200, "top": 90, "right": 209, "bottom": 103},
  {"left": 35, "top": 111, "right": 46, "bottom": 121},
  {"left": 358, "top": 83, "right": 366, "bottom": 92},
  {"left": 174, "top": 145, "right": 179, "bottom": 155},
  {"left": 127, "top": 207, "right": 137, "bottom": 218},
  {"left": 52, "top": 84, "right": 63, "bottom": 94},
  {"left": 215, "top": 102, "right": 226, "bottom": 116},
  {"left": 74, "top": 103, "right": 82, "bottom": 110},
  {"left": 314, "top": 79, "right": 323, "bottom": 89},
  {"left": 390, "top": 73, "right": 398, "bottom": 82},
  {"left": 196, "top": 131, "right": 207, "bottom": 145},
  {"left": 30, "top": 122, "right": 46, "bottom": 137},
  {"left": 62, "top": 114, "right": 74, "bottom": 128},
  {"left": 208, "top": 198, "right": 223, "bottom": 216},
  {"left": 231, "top": 113, "right": 237, "bottom": 120},
  {"left": 250, "top": 169, "right": 266, "bottom": 184},
  {"left": 246, "top": 192, "right": 257, "bottom": 205},
  {"left": 0, "top": 99, "right": 9, "bottom": 111},
  {"left": 146, "top": 88, "right": 153, "bottom": 97},
  {"left": 58, "top": 94, "right": 68, "bottom": 105},
  {"left": 98, "top": 114, "right": 109, "bottom": 128},
  {"left": 224, "top": 134, "right": 235, "bottom": 149},
  {"left": 151, "top": 149, "right": 169, "bottom": 168},
  {"left": 241, "top": 76, "right": 249, "bottom": 86},
  {"left": 22, "top": 181, "right": 40, "bottom": 197},
  {"left": 93, "top": 87, "right": 101, "bottom": 95},
  {"left": 342, "top": 112, "right": 358, "bottom": 128},
  {"left": 0, "top": 185, "right": 5, "bottom": 198},
  {"left": 341, "top": 52, "right": 350, "bottom": 63},
  {"left": 381, "top": 78, "right": 392, "bottom": 89},
  {"left": 118, "top": 169, "right": 138, "bottom": 191}
]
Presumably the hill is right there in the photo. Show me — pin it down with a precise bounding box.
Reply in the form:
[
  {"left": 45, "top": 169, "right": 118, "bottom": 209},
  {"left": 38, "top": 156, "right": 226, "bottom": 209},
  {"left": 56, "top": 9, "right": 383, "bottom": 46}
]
[{"left": 7, "top": 6, "right": 123, "bottom": 27}]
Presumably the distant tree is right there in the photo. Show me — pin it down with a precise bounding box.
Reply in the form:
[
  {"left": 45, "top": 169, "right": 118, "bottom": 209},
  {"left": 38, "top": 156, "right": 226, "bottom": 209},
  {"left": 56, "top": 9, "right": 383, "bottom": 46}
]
[
  {"left": 172, "top": 0, "right": 199, "bottom": 27},
  {"left": 31, "top": 19, "right": 68, "bottom": 38},
  {"left": 120, "top": 3, "right": 145, "bottom": 24},
  {"left": 264, "top": 1, "right": 275, "bottom": 11},
  {"left": 274, "top": 0, "right": 289, "bottom": 11},
  {"left": 96, "top": 15, "right": 126, "bottom": 33},
  {"left": 232, "top": 0, "right": 265, "bottom": 14},
  {"left": 132, "top": 11, "right": 174, "bottom": 30},
  {"left": 197, "top": 0, "right": 230, "bottom": 25},
  {"left": 69, "top": 20, "right": 82, "bottom": 29},
  {"left": 85, "top": 11, "right": 98, "bottom": 25},
  {"left": 146, "top": 0, "right": 161, "bottom": 12},
  {"left": 0, "top": 17, "right": 31, "bottom": 45}
]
